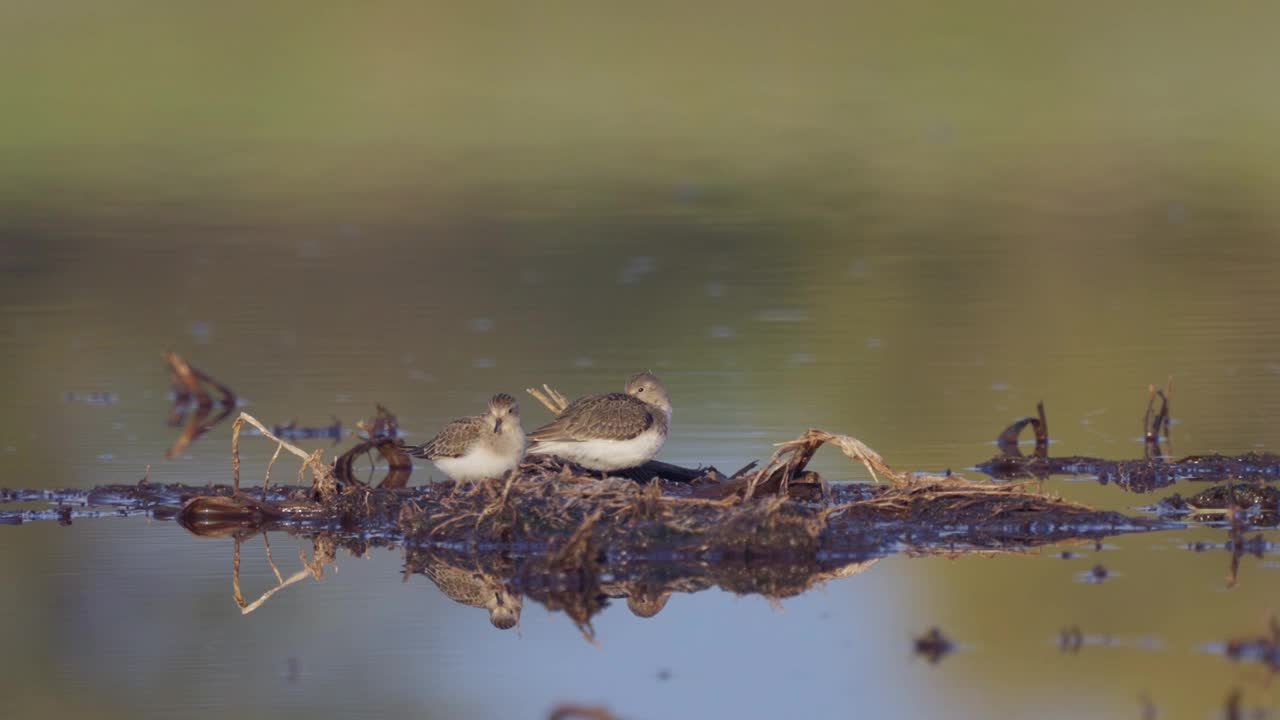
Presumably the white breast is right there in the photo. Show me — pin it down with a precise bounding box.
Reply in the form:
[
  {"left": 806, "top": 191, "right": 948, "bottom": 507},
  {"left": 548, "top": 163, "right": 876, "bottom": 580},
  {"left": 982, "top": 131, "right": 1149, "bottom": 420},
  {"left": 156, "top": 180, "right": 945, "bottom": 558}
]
[
  {"left": 433, "top": 445, "right": 521, "bottom": 483},
  {"left": 528, "top": 427, "right": 666, "bottom": 472}
]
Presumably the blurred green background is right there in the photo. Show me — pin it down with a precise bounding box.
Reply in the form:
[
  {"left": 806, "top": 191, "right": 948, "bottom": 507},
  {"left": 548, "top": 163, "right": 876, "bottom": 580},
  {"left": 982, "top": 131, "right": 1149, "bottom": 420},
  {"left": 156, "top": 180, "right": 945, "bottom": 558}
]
[
  {"left": 3, "top": 3, "right": 1280, "bottom": 719},
  {"left": 4, "top": 2, "right": 1280, "bottom": 219}
]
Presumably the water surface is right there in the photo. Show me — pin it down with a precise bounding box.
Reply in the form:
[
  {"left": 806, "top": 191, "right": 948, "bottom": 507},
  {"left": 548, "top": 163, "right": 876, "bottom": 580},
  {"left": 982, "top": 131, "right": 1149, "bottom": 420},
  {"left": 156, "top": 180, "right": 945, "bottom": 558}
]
[{"left": 4, "top": 4, "right": 1280, "bottom": 719}]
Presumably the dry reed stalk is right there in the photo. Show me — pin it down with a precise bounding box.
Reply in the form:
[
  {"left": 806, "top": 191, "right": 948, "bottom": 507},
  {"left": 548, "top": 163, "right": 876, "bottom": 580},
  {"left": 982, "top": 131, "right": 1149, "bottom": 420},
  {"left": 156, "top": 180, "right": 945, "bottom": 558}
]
[
  {"left": 231, "top": 411, "right": 335, "bottom": 499},
  {"left": 527, "top": 384, "right": 571, "bottom": 414}
]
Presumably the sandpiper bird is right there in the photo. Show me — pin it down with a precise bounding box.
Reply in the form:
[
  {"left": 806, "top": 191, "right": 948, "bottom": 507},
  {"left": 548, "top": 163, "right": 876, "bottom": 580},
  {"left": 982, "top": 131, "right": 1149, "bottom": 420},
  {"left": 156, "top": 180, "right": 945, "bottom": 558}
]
[
  {"left": 404, "top": 394, "right": 526, "bottom": 482},
  {"left": 526, "top": 372, "right": 671, "bottom": 471}
]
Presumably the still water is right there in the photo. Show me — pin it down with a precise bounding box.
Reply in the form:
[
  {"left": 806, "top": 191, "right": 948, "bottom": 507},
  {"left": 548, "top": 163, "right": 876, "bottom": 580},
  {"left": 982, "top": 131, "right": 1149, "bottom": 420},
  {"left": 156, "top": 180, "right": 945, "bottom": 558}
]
[
  {"left": 5, "top": 4, "right": 1280, "bottom": 719},
  {"left": 5, "top": 211, "right": 1280, "bottom": 720}
]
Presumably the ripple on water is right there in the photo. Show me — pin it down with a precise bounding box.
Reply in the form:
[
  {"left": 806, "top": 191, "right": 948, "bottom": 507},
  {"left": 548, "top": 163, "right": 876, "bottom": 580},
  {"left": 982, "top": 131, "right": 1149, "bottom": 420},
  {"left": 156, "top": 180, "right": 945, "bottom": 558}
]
[
  {"left": 618, "top": 256, "right": 657, "bottom": 284},
  {"left": 754, "top": 308, "right": 810, "bottom": 323}
]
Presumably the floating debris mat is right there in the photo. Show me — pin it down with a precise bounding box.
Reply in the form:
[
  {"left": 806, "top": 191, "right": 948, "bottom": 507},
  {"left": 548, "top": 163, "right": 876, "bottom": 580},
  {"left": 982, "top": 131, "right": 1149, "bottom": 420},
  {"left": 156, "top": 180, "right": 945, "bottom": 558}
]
[
  {"left": 976, "top": 385, "right": 1280, "bottom": 491},
  {"left": 3, "top": 410, "right": 1165, "bottom": 554}
]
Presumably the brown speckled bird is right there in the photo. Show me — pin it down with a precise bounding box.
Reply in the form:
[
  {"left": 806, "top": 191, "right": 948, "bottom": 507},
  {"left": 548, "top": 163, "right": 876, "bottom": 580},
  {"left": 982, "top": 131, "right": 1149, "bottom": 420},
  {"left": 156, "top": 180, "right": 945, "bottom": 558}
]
[
  {"left": 526, "top": 372, "right": 671, "bottom": 472},
  {"left": 404, "top": 394, "right": 526, "bottom": 482}
]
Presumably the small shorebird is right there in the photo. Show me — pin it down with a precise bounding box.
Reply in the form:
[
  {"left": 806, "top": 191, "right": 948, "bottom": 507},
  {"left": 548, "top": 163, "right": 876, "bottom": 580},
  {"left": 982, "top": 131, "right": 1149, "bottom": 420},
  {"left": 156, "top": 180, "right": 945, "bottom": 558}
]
[
  {"left": 405, "top": 394, "right": 526, "bottom": 482},
  {"left": 527, "top": 372, "right": 671, "bottom": 471}
]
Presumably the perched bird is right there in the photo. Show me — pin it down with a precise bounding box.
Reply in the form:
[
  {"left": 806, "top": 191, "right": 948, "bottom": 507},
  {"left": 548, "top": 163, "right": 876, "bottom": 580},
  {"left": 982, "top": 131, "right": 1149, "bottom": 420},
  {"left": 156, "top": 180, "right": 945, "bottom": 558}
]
[
  {"left": 405, "top": 393, "right": 526, "bottom": 482},
  {"left": 526, "top": 372, "right": 671, "bottom": 472}
]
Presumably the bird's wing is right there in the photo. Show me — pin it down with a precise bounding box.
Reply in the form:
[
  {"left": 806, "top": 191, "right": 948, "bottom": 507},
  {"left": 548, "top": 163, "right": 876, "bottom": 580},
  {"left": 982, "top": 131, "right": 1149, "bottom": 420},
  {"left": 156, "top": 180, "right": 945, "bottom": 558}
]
[
  {"left": 528, "top": 393, "right": 654, "bottom": 442},
  {"left": 407, "top": 415, "right": 488, "bottom": 459}
]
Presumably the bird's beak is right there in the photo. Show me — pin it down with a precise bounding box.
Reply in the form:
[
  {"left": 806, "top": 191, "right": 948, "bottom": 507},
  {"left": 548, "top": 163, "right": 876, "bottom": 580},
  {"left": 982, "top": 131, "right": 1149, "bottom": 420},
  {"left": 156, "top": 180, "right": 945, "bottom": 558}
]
[{"left": 494, "top": 418, "right": 503, "bottom": 433}]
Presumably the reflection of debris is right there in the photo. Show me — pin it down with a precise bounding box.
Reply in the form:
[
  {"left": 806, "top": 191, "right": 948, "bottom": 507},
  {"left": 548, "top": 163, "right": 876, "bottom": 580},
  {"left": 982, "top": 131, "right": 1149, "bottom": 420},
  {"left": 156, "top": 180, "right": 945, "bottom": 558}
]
[
  {"left": 1171, "top": 485, "right": 1280, "bottom": 588},
  {"left": 1221, "top": 616, "right": 1280, "bottom": 674},
  {"left": 1060, "top": 625, "right": 1084, "bottom": 653},
  {"left": 1157, "top": 496, "right": 1274, "bottom": 588},
  {"left": 1057, "top": 626, "right": 1157, "bottom": 652},
  {"left": 6, "top": 464, "right": 1159, "bottom": 636},
  {"left": 1226, "top": 689, "right": 1241, "bottom": 720},
  {"left": 177, "top": 494, "right": 327, "bottom": 616},
  {"left": 164, "top": 351, "right": 237, "bottom": 459},
  {"left": 1222, "top": 688, "right": 1273, "bottom": 720},
  {"left": 230, "top": 533, "right": 335, "bottom": 615},
  {"left": 913, "top": 627, "right": 954, "bottom": 664},
  {"left": 1078, "top": 564, "right": 1111, "bottom": 584},
  {"left": 548, "top": 704, "right": 619, "bottom": 720},
  {"left": 63, "top": 391, "right": 120, "bottom": 406},
  {"left": 978, "top": 387, "right": 1280, "bottom": 494},
  {"left": 1226, "top": 499, "right": 1263, "bottom": 589},
  {"left": 1139, "top": 693, "right": 1156, "bottom": 720}
]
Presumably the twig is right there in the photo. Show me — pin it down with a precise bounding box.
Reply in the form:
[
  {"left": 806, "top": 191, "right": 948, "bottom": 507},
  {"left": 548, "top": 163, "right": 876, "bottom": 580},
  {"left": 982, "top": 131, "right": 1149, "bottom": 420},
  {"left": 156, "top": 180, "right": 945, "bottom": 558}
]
[
  {"left": 473, "top": 471, "right": 520, "bottom": 530},
  {"left": 527, "top": 384, "right": 571, "bottom": 414},
  {"left": 231, "top": 411, "right": 334, "bottom": 497},
  {"left": 263, "top": 442, "right": 284, "bottom": 500}
]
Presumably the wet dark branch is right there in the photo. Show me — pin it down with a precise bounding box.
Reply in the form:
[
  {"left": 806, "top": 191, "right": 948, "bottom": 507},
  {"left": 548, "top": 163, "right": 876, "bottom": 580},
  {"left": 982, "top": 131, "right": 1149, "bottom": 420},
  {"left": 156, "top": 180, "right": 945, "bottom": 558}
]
[
  {"left": 976, "top": 387, "right": 1280, "bottom": 493},
  {"left": 1143, "top": 378, "right": 1173, "bottom": 459},
  {"left": 995, "top": 401, "right": 1048, "bottom": 458}
]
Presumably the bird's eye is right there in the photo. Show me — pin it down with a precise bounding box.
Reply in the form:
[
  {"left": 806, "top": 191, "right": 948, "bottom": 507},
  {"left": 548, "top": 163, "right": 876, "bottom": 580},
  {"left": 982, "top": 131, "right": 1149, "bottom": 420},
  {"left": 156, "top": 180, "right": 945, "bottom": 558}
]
[{"left": 637, "top": 387, "right": 644, "bottom": 393}]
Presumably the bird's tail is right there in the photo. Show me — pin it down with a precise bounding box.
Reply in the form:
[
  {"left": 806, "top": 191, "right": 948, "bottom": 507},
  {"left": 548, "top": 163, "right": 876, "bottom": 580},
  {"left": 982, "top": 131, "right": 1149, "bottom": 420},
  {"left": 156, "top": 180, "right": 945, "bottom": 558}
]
[{"left": 400, "top": 440, "right": 432, "bottom": 459}]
